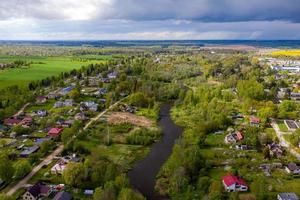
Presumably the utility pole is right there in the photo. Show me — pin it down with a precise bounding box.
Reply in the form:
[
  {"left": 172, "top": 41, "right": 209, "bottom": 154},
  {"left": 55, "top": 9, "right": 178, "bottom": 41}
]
[{"left": 107, "top": 123, "right": 110, "bottom": 145}]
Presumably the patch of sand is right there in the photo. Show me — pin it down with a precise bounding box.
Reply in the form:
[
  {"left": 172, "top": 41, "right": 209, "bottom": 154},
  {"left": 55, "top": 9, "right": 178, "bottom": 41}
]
[{"left": 108, "top": 112, "right": 153, "bottom": 127}]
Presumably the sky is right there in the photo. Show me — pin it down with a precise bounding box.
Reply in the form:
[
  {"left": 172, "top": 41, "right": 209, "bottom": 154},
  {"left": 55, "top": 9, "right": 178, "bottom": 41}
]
[{"left": 0, "top": 0, "right": 300, "bottom": 40}]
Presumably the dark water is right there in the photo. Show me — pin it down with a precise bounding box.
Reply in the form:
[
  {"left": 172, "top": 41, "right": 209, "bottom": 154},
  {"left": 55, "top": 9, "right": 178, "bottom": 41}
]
[
  {"left": 1, "top": 40, "right": 300, "bottom": 48},
  {"left": 128, "top": 104, "right": 183, "bottom": 200}
]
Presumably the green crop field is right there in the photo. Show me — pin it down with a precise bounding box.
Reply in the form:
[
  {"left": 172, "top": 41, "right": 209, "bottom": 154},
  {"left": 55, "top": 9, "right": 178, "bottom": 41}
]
[{"left": 0, "top": 55, "right": 111, "bottom": 89}]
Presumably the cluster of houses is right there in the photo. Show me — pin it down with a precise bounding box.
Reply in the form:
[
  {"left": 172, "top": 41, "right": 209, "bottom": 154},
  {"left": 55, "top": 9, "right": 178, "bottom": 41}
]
[
  {"left": 22, "top": 182, "right": 72, "bottom": 200},
  {"left": 263, "top": 57, "right": 300, "bottom": 73},
  {"left": 87, "top": 71, "right": 118, "bottom": 84},
  {"left": 0, "top": 70, "right": 123, "bottom": 199},
  {"left": 54, "top": 99, "right": 74, "bottom": 108},
  {"left": 4, "top": 116, "right": 33, "bottom": 127},
  {"left": 51, "top": 154, "right": 80, "bottom": 175},
  {"left": 277, "top": 88, "right": 300, "bottom": 102},
  {"left": 267, "top": 143, "right": 284, "bottom": 158},
  {"left": 225, "top": 131, "right": 244, "bottom": 144},
  {"left": 222, "top": 174, "right": 299, "bottom": 200}
]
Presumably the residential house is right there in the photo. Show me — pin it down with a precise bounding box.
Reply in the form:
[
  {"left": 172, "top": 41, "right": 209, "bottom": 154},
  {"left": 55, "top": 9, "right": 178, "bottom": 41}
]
[
  {"left": 290, "top": 92, "right": 300, "bottom": 101},
  {"left": 20, "top": 117, "right": 33, "bottom": 127},
  {"left": 222, "top": 174, "right": 248, "bottom": 192},
  {"left": 54, "top": 101, "right": 64, "bottom": 108},
  {"left": 54, "top": 100, "right": 74, "bottom": 108},
  {"left": 59, "top": 86, "right": 74, "bottom": 95},
  {"left": 99, "top": 98, "right": 106, "bottom": 103},
  {"left": 284, "top": 120, "right": 300, "bottom": 131},
  {"left": 36, "top": 96, "right": 47, "bottom": 104},
  {"left": 22, "top": 182, "right": 51, "bottom": 200},
  {"left": 232, "top": 113, "right": 244, "bottom": 120},
  {"left": 84, "top": 190, "right": 94, "bottom": 196},
  {"left": 51, "top": 154, "right": 79, "bottom": 175},
  {"left": 235, "top": 145, "right": 249, "bottom": 150},
  {"left": 74, "top": 112, "right": 87, "bottom": 121},
  {"left": 277, "top": 193, "right": 299, "bottom": 200},
  {"left": 58, "top": 120, "right": 73, "bottom": 128},
  {"left": 36, "top": 110, "right": 47, "bottom": 117},
  {"left": 47, "top": 92, "right": 58, "bottom": 99},
  {"left": 62, "top": 154, "right": 80, "bottom": 163},
  {"left": 53, "top": 191, "right": 72, "bottom": 200},
  {"left": 48, "top": 128, "right": 64, "bottom": 137},
  {"left": 88, "top": 77, "right": 100, "bottom": 86},
  {"left": 99, "top": 88, "right": 107, "bottom": 95},
  {"left": 51, "top": 162, "right": 66, "bottom": 175},
  {"left": 225, "top": 131, "right": 244, "bottom": 144},
  {"left": 271, "top": 65, "right": 300, "bottom": 73},
  {"left": 268, "top": 143, "right": 284, "bottom": 157},
  {"left": 277, "top": 88, "right": 290, "bottom": 100},
  {"left": 20, "top": 146, "right": 40, "bottom": 158},
  {"left": 35, "top": 137, "right": 51, "bottom": 146},
  {"left": 285, "top": 163, "right": 300, "bottom": 175},
  {"left": 80, "top": 101, "right": 98, "bottom": 112},
  {"left": 4, "top": 117, "right": 21, "bottom": 126},
  {"left": 250, "top": 116, "right": 261, "bottom": 126},
  {"left": 100, "top": 77, "right": 110, "bottom": 83},
  {"left": 260, "top": 164, "right": 271, "bottom": 177},
  {"left": 107, "top": 71, "right": 118, "bottom": 79},
  {"left": 64, "top": 99, "right": 74, "bottom": 107}
]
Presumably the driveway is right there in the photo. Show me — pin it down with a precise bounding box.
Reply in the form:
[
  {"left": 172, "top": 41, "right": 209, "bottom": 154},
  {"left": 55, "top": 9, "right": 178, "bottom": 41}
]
[{"left": 271, "top": 119, "right": 300, "bottom": 160}]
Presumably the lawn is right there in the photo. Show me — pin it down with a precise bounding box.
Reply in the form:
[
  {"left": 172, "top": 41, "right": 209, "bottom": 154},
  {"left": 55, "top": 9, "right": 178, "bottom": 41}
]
[
  {"left": 0, "top": 55, "right": 109, "bottom": 89},
  {"left": 277, "top": 120, "right": 289, "bottom": 132},
  {"left": 25, "top": 100, "right": 56, "bottom": 113}
]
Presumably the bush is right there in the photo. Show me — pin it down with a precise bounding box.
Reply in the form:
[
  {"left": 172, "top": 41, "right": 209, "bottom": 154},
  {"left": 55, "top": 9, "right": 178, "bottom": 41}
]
[
  {"left": 14, "top": 160, "right": 32, "bottom": 179},
  {"left": 126, "top": 128, "right": 160, "bottom": 145}
]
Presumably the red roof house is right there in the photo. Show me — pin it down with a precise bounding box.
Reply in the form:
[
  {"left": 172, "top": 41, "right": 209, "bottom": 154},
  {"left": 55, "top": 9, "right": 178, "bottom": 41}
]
[
  {"left": 235, "top": 131, "right": 244, "bottom": 141},
  {"left": 250, "top": 116, "right": 260, "bottom": 126},
  {"left": 4, "top": 118, "right": 21, "bottom": 126},
  {"left": 48, "top": 128, "right": 64, "bottom": 137},
  {"left": 20, "top": 117, "right": 33, "bottom": 126},
  {"left": 223, "top": 174, "right": 248, "bottom": 192}
]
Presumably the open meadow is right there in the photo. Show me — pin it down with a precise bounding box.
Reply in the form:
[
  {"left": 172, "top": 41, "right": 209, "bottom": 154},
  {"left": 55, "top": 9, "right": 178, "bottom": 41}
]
[{"left": 0, "top": 55, "right": 110, "bottom": 89}]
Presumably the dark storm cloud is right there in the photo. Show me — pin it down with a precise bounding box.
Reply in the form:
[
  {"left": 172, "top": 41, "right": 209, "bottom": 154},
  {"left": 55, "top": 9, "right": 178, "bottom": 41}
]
[{"left": 108, "top": 0, "right": 300, "bottom": 22}]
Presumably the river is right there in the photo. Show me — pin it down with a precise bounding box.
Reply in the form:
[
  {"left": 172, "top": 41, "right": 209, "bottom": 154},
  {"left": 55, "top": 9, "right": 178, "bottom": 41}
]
[{"left": 128, "top": 104, "right": 183, "bottom": 200}]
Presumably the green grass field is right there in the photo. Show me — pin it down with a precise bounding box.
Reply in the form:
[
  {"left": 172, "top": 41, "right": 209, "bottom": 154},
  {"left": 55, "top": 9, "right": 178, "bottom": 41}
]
[{"left": 0, "top": 55, "right": 111, "bottom": 89}]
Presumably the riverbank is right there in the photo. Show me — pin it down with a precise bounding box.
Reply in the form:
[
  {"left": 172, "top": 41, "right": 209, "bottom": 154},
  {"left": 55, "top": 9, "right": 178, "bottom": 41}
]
[{"left": 128, "top": 104, "right": 183, "bottom": 200}]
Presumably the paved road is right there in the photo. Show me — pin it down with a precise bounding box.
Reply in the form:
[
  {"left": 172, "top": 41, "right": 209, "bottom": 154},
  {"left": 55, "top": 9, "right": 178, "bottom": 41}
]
[
  {"left": 13, "top": 103, "right": 30, "bottom": 117},
  {"left": 6, "top": 145, "right": 64, "bottom": 196},
  {"left": 271, "top": 119, "right": 300, "bottom": 160},
  {"left": 7, "top": 97, "right": 128, "bottom": 196}
]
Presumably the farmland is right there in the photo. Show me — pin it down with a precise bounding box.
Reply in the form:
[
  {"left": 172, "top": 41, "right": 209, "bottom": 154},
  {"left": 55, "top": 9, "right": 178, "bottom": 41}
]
[
  {"left": 271, "top": 49, "right": 300, "bottom": 57},
  {"left": 0, "top": 55, "right": 110, "bottom": 89}
]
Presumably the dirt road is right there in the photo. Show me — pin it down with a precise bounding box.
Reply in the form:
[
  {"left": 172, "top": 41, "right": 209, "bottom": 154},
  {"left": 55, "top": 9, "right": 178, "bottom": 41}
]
[
  {"left": 13, "top": 103, "right": 30, "bottom": 117},
  {"left": 271, "top": 119, "right": 300, "bottom": 160},
  {"left": 7, "top": 97, "right": 128, "bottom": 196},
  {"left": 6, "top": 145, "right": 64, "bottom": 196}
]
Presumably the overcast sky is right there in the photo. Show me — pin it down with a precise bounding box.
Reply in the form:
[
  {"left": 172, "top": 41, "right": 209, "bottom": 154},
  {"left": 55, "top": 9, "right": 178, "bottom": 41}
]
[{"left": 0, "top": 0, "right": 300, "bottom": 40}]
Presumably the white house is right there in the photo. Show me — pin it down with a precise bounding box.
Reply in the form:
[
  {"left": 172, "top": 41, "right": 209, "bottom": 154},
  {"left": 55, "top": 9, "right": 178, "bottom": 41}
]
[
  {"left": 285, "top": 163, "right": 300, "bottom": 175},
  {"left": 51, "top": 162, "right": 66, "bottom": 175}
]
